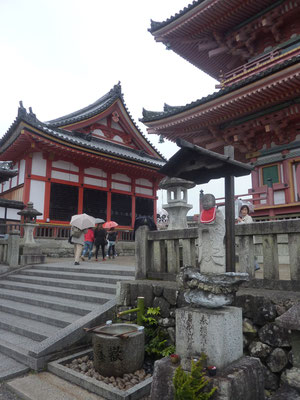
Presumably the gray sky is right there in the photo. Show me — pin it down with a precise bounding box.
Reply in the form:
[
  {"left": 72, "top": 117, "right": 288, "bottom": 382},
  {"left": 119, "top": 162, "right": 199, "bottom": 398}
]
[{"left": 0, "top": 0, "right": 251, "bottom": 215}]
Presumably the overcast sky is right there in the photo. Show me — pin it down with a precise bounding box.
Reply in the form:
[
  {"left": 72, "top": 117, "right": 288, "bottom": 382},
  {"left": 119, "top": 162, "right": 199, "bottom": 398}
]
[{"left": 0, "top": 0, "right": 251, "bottom": 215}]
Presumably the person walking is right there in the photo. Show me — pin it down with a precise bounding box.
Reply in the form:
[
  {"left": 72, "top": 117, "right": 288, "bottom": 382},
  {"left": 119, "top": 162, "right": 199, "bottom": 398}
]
[
  {"left": 107, "top": 228, "right": 118, "bottom": 259},
  {"left": 237, "top": 205, "right": 260, "bottom": 270},
  {"left": 81, "top": 227, "right": 94, "bottom": 261},
  {"left": 94, "top": 223, "right": 107, "bottom": 261},
  {"left": 71, "top": 226, "right": 86, "bottom": 265}
]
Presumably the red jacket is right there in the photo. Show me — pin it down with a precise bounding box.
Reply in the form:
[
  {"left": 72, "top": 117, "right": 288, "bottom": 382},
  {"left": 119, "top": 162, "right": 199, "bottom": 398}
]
[{"left": 84, "top": 228, "right": 94, "bottom": 242}]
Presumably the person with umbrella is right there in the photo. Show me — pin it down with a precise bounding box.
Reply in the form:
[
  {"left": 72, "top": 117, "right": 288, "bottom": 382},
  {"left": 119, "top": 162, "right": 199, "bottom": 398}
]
[
  {"left": 70, "top": 214, "right": 96, "bottom": 265},
  {"left": 94, "top": 219, "right": 107, "bottom": 261},
  {"left": 103, "top": 221, "right": 118, "bottom": 259}
]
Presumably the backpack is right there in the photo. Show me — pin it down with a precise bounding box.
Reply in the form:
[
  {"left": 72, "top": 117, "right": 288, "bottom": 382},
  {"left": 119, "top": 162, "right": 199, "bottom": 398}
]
[{"left": 71, "top": 226, "right": 82, "bottom": 238}]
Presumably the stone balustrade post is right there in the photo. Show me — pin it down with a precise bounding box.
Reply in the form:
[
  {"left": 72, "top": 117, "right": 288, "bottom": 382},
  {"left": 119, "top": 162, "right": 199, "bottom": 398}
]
[
  {"left": 7, "top": 230, "right": 20, "bottom": 268},
  {"left": 135, "top": 225, "right": 150, "bottom": 280}
]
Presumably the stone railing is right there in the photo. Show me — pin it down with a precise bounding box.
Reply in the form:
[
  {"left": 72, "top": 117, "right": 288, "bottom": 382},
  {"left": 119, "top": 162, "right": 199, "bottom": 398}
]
[
  {"left": 236, "top": 219, "right": 300, "bottom": 290},
  {"left": 135, "top": 226, "right": 198, "bottom": 280},
  {"left": 0, "top": 230, "right": 20, "bottom": 270},
  {"left": 135, "top": 220, "right": 300, "bottom": 289}
]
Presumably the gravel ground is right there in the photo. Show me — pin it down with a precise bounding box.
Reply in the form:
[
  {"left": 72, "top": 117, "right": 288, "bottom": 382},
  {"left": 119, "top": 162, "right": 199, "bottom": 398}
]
[{"left": 0, "top": 384, "right": 21, "bottom": 400}]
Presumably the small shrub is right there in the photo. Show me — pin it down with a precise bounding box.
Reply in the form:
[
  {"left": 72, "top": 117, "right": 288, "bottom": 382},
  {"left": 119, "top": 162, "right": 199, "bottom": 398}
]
[
  {"left": 142, "top": 307, "right": 175, "bottom": 359},
  {"left": 173, "top": 354, "right": 217, "bottom": 400}
]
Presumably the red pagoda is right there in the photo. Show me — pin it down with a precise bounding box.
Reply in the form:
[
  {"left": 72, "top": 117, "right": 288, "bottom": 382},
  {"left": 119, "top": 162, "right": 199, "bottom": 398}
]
[
  {"left": 141, "top": 0, "right": 300, "bottom": 219},
  {"left": 0, "top": 83, "right": 165, "bottom": 227}
]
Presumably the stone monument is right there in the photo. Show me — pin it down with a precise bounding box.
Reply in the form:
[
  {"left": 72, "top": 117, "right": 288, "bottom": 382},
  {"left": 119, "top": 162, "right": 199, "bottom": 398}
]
[
  {"left": 159, "top": 177, "right": 195, "bottom": 230},
  {"left": 198, "top": 193, "right": 225, "bottom": 274}
]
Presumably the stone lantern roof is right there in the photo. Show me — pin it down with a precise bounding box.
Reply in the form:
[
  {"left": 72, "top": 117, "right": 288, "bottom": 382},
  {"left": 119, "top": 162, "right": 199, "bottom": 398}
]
[{"left": 17, "top": 202, "right": 42, "bottom": 223}]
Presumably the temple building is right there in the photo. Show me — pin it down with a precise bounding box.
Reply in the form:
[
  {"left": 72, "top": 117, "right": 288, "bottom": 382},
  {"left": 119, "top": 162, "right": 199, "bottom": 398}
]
[
  {"left": 0, "top": 83, "right": 165, "bottom": 227},
  {"left": 141, "top": 0, "right": 300, "bottom": 219}
]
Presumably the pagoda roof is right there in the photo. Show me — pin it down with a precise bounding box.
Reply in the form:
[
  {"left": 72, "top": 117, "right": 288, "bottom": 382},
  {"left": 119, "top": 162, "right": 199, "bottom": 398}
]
[
  {"left": 0, "top": 86, "right": 166, "bottom": 170},
  {"left": 0, "top": 161, "right": 18, "bottom": 184},
  {"left": 149, "top": 0, "right": 284, "bottom": 79},
  {"left": 141, "top": 54, "right": 300, "bottom": 123}
]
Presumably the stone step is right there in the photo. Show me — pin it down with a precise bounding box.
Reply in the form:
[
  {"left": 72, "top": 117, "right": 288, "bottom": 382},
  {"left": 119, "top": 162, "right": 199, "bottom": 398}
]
[
  {"left": 0, "top": 298, "right": 78, "bottom": 328},
  {"left": 6, "top": 372, "right": 104, "bottom": 400},
  {"left": 0, "top": 288, "right": 97, "bottom": 315},
  {"left": 0, "top": 328, "right": 40, "bottom": 351},
  {"left": 32, "top": 263, "right": 135, "bottom": 276},
  {"left": 0, "top": 311, "right": 60, "bottom": 341},
  {"left": 0, "top": 338, "right": 39, "bottom": 370},
  {"left": 22, "top": 268, "right": 135, "bottom": 284},
  {"left": 0, "top": 352, "right": 29, "bottom": 381},
  {"left": 7, "top": 275, "right": 117, "bottom": 294},
  {"left": 0, "top": 281, "right": 115, "bottom": 303}
]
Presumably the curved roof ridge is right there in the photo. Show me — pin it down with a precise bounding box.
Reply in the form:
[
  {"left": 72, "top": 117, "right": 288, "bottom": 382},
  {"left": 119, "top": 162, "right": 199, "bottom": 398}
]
[
  {"left": 141, "top": 54, "right": 300, "bottom": 123},
  {"left": 45, "top": 82, "right": 122, "bottom": 127},
  {"left": 149, "top": 1, "right": 204, "bottom": 33}
]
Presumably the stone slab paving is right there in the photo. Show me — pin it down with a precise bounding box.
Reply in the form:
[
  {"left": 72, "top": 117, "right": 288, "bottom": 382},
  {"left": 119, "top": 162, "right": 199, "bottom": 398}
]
[
  {"left": 6, "top": 372, "right": 105, "bottom": 400},
  {"left": 0, "top": 354, "right": 29, "bottom": 382}
]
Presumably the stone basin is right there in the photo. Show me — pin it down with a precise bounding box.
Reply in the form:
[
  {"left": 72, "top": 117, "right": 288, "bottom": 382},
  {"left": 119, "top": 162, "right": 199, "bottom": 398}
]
[{"left": 93, "top": 323, "right": 145, "bottom": 377}]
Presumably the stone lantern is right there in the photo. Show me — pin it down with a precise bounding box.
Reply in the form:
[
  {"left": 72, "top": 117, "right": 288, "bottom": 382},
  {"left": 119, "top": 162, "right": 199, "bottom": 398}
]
[
  {"left": 17, "top": 202, "right": 45, "bottom": 265},
  {"left": 159, "top": 177, "right": 195, "bottom": 230}
]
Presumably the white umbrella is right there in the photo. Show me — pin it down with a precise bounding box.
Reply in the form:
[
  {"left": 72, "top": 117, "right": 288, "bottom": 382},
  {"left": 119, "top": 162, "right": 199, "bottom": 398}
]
[
  {"left": 95, "top": 218, "right": 105, "bottom": 224},
  {"left": 70, "top": 213, "right": 96, "bottom": 230}
]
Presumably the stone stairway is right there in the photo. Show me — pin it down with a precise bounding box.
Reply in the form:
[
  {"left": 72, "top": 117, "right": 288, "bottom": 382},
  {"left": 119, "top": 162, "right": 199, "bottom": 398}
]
[{"left": 0, "top": 259, "right": 135, "bottom": 375}]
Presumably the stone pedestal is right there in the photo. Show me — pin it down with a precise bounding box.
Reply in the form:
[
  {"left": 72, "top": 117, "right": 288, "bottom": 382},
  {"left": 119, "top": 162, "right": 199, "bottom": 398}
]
[
  {"left": 176, "top": 306, "right": 243, "bottom": 370},
  {"left": 7, "top": 230, "right": 20, "bottom": 267},
  {"left": 19, "top": 224, "right": 46, "bottom": 266}
]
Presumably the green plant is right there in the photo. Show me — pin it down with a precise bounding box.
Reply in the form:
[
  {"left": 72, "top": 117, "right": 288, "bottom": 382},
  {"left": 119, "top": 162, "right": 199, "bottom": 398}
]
[
  {"left": 173, "top": 354, "right": 217, "bottom": 400},
  {"left": 142, "top": 307, "right": 175, "bottom": 359}
]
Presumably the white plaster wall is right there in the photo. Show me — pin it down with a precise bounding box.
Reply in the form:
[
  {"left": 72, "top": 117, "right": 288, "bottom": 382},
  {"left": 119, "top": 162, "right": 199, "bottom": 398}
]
[
  {"left": 19, "top": 160, "right": 25, "bottom": 185},
  {"left": 6, "top": 208, "right": 21, "bottom": 221},
  {"left": 92, "top": 129, "right": 105, "bottom": 137},
  {"left": 111, "top": 182, "right": 131, "bottom": 191},
  {"left": 31, "top": 152, "right": 47, "bottom": 177},
  {"left": 136, "top": 178, "right": 152, "bottom": 187},
  {"left": 0, "top": 208, "right": 5, "bottom": 218},
  {"left": 84, "top": 177, "right": 107, "bottom": 187},
  {"left": 98, "top": 117, "right": 107, "bottom": 126},
  {"left": 3, "top": 180, "right": 10, "bottom": 192},
  {"left": 113, "top": 135, "right": 124, "bottom": 143},
  {"left": 29, "top": 180, "right": 45, "bottom": 219},
  {"left": 274, "top": 190, "right": 285, "bottom": 205},
  {"left": 51, "top": 170, "right": 79, "bottom": 183},
  {"left": 11, "top": 175, "right": 18, "bottom": 188},
  {"left": 52, "top": 160, "right": 79, "bottom": 172},
  {"left": 112, "top": 173, "right": 131, "bottom": 182},
  {"left": 84, "top": 167, "right": 107, "bottom": 178},
  {"left": 135, "top": 187, "right": 153, "bottom": 196},
  {"left": 111, "top": 121, "right": 123, "bottom": 131}
]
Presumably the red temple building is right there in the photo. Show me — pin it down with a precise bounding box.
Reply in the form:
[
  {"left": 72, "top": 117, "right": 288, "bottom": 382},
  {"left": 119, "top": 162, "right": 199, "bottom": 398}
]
[
  {"left": 141, "top": 0, "right": 300, "bottom": 219},
  {"left": 0, "top": 83, "right": 165, "bottom": 227}
]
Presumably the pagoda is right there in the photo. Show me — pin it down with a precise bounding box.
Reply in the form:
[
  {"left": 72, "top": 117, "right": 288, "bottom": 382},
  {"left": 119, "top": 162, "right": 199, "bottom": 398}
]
[
  {"left": 0, "top": 83, "right": 165, "bottom": 227},
  {"left": 141, "top": 0, "right": 300, "bottom": 219}
]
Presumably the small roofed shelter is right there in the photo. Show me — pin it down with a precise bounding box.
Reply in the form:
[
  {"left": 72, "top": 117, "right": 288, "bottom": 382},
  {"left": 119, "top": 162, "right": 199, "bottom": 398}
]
[{"left": 160, "top": 138, "right": 253, "bottom": 272}]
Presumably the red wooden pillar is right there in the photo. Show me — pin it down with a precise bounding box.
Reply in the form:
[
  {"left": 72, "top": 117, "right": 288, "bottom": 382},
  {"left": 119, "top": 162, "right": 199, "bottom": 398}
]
[
  {"left": 107, "top": 172, "right": 112, "bottom": 221},
  {"left": 153, "top": 181, "right": 158, "bottom": 224},
  {"left": 131, "top": 178, "right": 136, "bottom": 228},
  {"left": 43, "top": 156, "right": 52, "bottom": 221},
  {"left": 78, "top": 166, "right": 84, "bottom": 214},
  {"left": 23, "top": 155, "right": 32, "bottom": 204}
]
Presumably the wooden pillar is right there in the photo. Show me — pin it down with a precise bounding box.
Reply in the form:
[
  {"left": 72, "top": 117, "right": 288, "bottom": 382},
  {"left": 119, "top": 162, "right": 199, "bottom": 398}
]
[
  {"left": 107, "top": 173, "right": 112, "bottom": 221},
  {"left": 78, "top": 166, "right": 84, "bottom": 214},
  {"left": 43, "top": 157, "right": 52, "bottom": 221},
  {"left": 225, "top": 175, "right": 235, "bottom": 272},
  {"left": 23, "top": 155, "right": 32, "bottom": 204}
]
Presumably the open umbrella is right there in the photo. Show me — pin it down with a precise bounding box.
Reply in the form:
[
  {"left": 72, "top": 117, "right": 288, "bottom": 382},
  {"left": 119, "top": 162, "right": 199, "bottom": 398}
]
[
  {"left": 70, "top": 213, "right": 96, "bottom": 230},
  {"left": 95, "top": 218, "right": 105, "bottom": 224},
  {"left": 103, "top": 221, "right": 118, "bottom": 229}
]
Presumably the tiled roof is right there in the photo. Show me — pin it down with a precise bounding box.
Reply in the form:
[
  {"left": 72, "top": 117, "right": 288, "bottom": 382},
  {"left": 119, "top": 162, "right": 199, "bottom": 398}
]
[
  {"left": 0, "top": 105, "right": 165, "bottom": 169},
  {"left": 44, "top": 82, "right": 165, "bottom": 160},
  {"left": 0, "top": 161, "right": 18, "bottom": 183},
  {"left": 46, "top": 83, "right": 123, "bottom": 127},
  {"left": 149, "top": 1, "right": 204, "bottom": 33},
  {"left": 141, "top": 54, "right": 300, "bottom": 123}
]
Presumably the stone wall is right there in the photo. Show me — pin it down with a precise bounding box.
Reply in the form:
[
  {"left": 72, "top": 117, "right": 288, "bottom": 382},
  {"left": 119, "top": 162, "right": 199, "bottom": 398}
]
[
  {"left": 117, "top": 280, "right": 300, "bottom": 397},
  {"left": 36, "top": 239, "right": 135, "bottom": 258}
]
